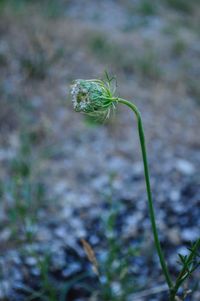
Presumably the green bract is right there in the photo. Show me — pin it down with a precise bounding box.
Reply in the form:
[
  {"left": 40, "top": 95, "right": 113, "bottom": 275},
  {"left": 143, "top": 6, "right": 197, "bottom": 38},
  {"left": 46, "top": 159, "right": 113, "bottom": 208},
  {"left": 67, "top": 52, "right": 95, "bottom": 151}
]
[{"left": 71, "top": 79, "right": 116, "bottom": 119}]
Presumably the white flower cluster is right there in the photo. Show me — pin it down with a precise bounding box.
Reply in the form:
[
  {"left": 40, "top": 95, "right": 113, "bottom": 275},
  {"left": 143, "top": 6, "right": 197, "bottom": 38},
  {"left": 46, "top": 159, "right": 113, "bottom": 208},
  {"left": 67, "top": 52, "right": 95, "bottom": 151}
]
[{"left": 71, "top": 80, "right": 90, "bottom": 111}]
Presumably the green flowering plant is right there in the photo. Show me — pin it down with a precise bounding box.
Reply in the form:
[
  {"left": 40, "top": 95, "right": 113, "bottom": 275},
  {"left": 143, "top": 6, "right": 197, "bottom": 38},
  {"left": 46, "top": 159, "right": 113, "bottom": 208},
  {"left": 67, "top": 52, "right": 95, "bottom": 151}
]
[{"left": 70, "top": 74, "right": 200, "bottom": 300}]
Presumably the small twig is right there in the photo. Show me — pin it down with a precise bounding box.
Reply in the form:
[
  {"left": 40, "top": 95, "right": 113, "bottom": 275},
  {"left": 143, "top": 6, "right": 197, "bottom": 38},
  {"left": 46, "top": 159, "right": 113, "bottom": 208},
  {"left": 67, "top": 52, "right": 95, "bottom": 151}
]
[{"left": 129, "top": 284, "right": 168, "bottom": 300}]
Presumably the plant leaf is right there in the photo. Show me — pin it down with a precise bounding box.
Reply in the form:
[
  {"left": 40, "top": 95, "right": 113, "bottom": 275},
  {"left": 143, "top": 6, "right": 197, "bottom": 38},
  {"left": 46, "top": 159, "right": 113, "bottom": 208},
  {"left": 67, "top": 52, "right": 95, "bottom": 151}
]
[{"left": 81, "top": 238, "right": 99, "bottom": 276}]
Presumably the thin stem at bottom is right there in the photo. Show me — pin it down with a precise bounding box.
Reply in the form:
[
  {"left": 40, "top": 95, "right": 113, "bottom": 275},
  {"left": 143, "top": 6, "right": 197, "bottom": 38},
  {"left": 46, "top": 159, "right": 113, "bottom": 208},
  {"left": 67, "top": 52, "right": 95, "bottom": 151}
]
[{"left": 117, "top": 98, "right": 173, "bottom": 291}]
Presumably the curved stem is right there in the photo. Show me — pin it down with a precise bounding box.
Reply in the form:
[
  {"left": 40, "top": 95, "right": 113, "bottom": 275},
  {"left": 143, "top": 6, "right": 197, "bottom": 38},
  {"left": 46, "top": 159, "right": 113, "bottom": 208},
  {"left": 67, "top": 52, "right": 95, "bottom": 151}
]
[{"left": 117, "top": 98, "right": 173, "bottom": 291}]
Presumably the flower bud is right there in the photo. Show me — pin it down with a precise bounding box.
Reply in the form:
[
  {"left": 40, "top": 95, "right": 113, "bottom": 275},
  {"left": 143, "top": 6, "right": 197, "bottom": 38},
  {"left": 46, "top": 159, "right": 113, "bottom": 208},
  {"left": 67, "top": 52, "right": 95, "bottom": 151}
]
[{"left": 70, "top": 79, "right": 116, "bottom": 119}]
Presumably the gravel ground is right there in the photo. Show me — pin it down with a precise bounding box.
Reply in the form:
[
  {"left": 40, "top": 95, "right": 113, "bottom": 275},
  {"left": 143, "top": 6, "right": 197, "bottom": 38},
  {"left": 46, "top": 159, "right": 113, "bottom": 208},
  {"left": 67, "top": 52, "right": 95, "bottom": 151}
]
[{"left": 0, "top": 1, "right": 200, "bottom": 300}]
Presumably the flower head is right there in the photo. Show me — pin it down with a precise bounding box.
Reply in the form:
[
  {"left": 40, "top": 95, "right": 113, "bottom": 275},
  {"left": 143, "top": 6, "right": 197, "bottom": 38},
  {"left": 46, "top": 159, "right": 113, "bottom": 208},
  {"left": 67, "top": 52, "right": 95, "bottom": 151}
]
[{"left": 70, "top": 78, "right": 116, "bottom": 120}]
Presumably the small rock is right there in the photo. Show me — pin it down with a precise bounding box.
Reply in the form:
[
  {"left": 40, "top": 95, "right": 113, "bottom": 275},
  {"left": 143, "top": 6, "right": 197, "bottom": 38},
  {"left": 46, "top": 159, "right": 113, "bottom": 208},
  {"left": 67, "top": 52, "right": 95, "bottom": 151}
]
[
  {"left": 12, "top": 268, "right": 23, "bottom": 281},
  {"left": 37, "top": 227, "right": 52, "bottom": 241},
  {"left": 133, "top": 161, "right": 144, "bottom": 176},
  {"left": 31, "top": 267, "right": 41, "bottom": 277},
  {"left": 169, "top": 190, "right": 180, "bottom": 202},
  {"left": 167, "top": 227, "right": 181, "bottom": 245},
  {"left": 60, "top": 206, "right": 73, "bottom": 219},
  {"left": 62, "top": 262, "right": 82, "bottom": 278},
  {"left": 25, "top": 257, "right": 37, "bottom": 266},
  {"left": 176, "top": 246, "right": 189, "bottom": 257},
  {"left": 175, "top": 159, "right": 195, "bottom": 175},
  {"left": 89, "top": 235, "right": 100, "bottom": 245},
  {"left": 0, "top": 149, "right": 15, "bottom": 161},
  {"left": 12, "top": 254, "right": 21, "bottom": 265},
  {"left": 0, "top": 228, "right": 12, "bottom": 241},
  {"left": 193, "top": 291, "right": 200, "bottom": 301},
  {"left": 181, "top": 228, "right": 199, "bottom": 242},
  {"left": 111, "top": 281, "right": 122, "bottom": 296},
  {"left": 0, "top": 280, "right": 10, "bottom": 299},
  {"left": 123, "top": 212, "right": 143, "bottom": 238},
  {"left": 92, "top": 175, "right": 108, "bottom": 191},
  {"left": 51, "top": 250, "right": 66, "bottom": 269},
  {"left": 54, "top": 226, "right": 67, "bottom": 239},
  {"left": 172, "top": 203, "right": 186, "bottom": 214},
  {"left": 54, "top": 181, "right": 68, "bottom": 196}
]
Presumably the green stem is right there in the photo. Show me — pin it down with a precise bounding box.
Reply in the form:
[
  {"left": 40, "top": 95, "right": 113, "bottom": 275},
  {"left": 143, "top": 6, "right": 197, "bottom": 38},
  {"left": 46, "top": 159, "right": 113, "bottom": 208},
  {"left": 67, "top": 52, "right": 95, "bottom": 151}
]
[{"left": 117, "top": 98, "right": 173, "bottom": 291}]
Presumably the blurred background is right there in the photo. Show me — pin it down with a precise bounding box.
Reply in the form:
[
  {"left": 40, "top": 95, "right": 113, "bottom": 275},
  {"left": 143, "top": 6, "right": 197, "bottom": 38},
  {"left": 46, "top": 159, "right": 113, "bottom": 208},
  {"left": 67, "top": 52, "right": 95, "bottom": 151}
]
[{"left": 0, "top": 0, "right": 200, "bottom": 300}]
